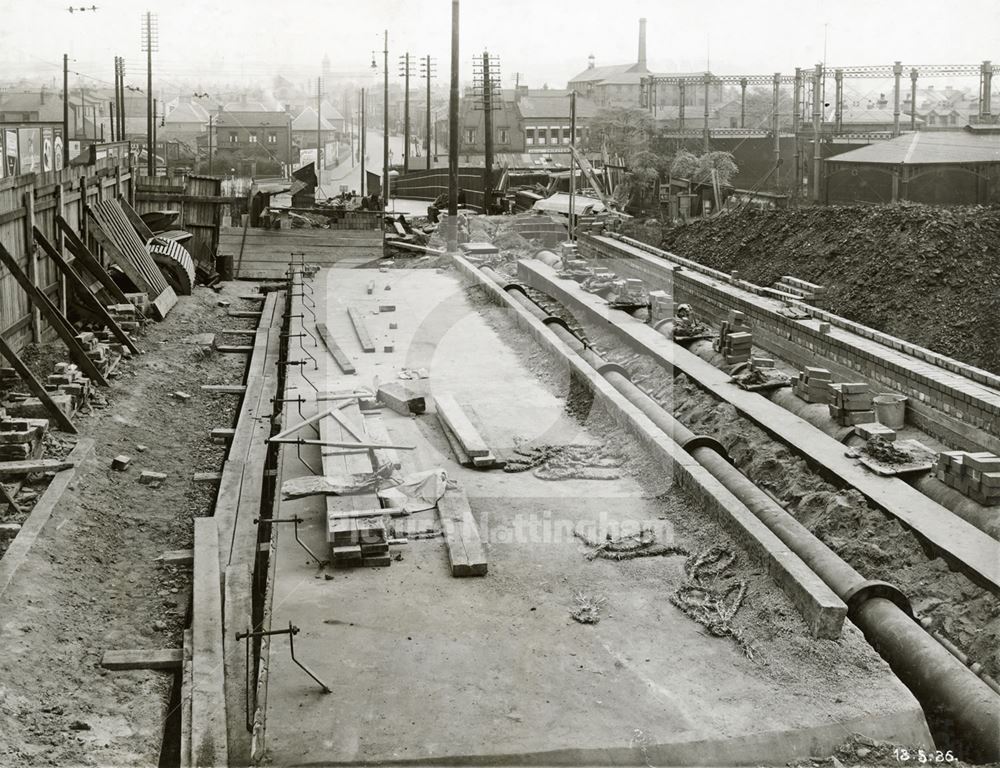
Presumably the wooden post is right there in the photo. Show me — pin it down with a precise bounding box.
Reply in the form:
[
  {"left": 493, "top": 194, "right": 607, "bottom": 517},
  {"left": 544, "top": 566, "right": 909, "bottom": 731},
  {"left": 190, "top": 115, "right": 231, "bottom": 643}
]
[
  {"left": 55, "top": 183, "right": 67, "bottom": 315},
  {"left": 22, "top": 190, "right": 42, "bottom": 342},
  {"left": 0, "top": 334, "right": 77, "bottom": 434},
  {"left": 0, "top": 241, "right": 110, "bottom": 387}
]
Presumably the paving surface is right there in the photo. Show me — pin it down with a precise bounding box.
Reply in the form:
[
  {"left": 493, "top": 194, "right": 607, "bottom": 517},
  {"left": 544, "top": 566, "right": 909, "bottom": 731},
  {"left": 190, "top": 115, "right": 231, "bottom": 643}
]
[{"left": 263, "top": 266, "right": 931, "bottom": 766}]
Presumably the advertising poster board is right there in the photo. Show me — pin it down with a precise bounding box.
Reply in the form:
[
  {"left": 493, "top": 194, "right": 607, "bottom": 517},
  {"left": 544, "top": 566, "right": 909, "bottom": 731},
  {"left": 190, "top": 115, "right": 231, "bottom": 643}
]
[
  {"left": 17, "top": 127, "right": 41, "bottom": 173},
  {"left": 4, "top": 129, "right": 17, "bottom": 177}
]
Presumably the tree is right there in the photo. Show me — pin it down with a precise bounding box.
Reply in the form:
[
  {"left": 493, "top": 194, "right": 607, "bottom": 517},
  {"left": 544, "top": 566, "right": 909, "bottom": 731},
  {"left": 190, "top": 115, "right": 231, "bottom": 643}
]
[
  {"left": 669, "top": 150, "right": 739, "bottom": 186},
  {"left": 584, "top": 106, "right": 653, "bottom": 161}
]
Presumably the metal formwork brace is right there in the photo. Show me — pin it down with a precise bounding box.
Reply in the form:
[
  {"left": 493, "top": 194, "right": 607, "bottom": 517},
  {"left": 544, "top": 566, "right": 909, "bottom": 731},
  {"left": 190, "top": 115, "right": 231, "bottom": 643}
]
[
  {"left": 281, "top": 333, "right": 317, "bottom": 369},
  {"left": 236, "top": 621, "right": 331, "bottom": 731},
  {"left": 254, "top": 515, "right": 326, "bottom": 566}
]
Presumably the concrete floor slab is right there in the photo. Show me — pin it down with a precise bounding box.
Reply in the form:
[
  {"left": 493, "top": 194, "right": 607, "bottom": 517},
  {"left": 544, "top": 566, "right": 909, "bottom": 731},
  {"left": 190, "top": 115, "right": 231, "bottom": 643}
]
[{"left": 263, "top": 267, "right": 931, "bottom": 766}]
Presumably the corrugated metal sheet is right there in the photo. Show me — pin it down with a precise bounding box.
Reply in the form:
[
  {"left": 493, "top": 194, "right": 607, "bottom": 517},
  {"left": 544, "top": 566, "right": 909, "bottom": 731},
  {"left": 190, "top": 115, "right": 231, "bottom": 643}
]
[{"left": 827, "top": 130, "right": 1000, "bottom": 165}]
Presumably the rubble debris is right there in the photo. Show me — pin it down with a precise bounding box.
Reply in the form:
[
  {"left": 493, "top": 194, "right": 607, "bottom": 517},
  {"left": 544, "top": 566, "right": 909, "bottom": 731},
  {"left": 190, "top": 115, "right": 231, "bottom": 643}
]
[{"left": 111, "top": 455, "right": 132, "bottom": 471}]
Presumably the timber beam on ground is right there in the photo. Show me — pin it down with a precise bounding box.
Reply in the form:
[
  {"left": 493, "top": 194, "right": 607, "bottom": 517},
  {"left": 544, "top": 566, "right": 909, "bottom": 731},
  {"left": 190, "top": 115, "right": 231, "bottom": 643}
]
[
  {"left": 516, "top": 259, "right": 1000, "bottom": 596},
  {"left": 199, "top": 289, "right": 283, "bottom": 764},
  {"left": 0, "top": 439, "right": 94, "bottom": 600}
]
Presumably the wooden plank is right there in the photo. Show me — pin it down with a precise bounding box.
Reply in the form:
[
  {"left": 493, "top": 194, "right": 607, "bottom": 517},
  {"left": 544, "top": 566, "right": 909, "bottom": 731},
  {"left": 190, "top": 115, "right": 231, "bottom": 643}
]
[
  {"left": 436, "top": 486, "right": 487, "bottom": 577},
  {"left": 0, "top": 241, "right": 110, "bottom": 387},
  {"left": 315, "top": 322, "right": 356, "bottom": 374},
  {"left": 228, "top": 310, "right": 262, "bottom": 318},
  {"left": 215, "top": 345, "right": 253, "bottom": 354},
  {"left": 23, "top": 190, "right": 41, "bottom": 342},
  {"left": 0, "top": 439, "right": 92, "bottom": 600},
  {"left": 101, "top": 648, "right": 183, "bottom": 671},
  {"left": 364, "top": 412, "right": 401, "bottom": 472},
  {"left": 347, "top": 307, "right": 376, "bottom": 353},
  {"left": 433, "top": 393, "right": 490, "bottom": 458},
  {"left": 55, "top": 214, "right": 130, "bottom": 305},
  {"left": 201, "top": 384, "right": 247, "bottom": 394},
  {"left": 377, "top": 382, "right": 426, "bottom": 416},
  {"left": 192, "top": 517, "right": 229, "bottom": 768},
  {"left": 33, "top": 226, "right": 140, "bottom": 354},
  {"left": 210, "top": 428, "right": 236, "bottom": 441},
  {"left": 0, "top": 458, "right": 76, "bottom": 477},
  {"left": 157, "top": 549, "right": 194, "bottom": 565},
  {"left": 0, "top": 334, "right": 77, "bottom": 434},
  {"left": 180, "top": 629, "right": 193, "bottom": 768}
]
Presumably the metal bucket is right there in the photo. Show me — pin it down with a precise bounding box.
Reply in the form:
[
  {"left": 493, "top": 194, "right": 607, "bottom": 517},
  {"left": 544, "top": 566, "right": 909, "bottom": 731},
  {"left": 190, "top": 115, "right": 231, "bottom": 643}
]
[{"left": 873, "top": 394, "right": 907, "bottom": 429}]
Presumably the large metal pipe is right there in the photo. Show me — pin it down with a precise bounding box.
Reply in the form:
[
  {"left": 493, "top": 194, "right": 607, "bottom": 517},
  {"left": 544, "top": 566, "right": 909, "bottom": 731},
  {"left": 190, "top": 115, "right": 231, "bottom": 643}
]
[
  {"left": 652, "top": 314, "right": 1000, "bottom": 540},
  {"left": 486, "top": 269, "right": 1000, "bottom": 761}
]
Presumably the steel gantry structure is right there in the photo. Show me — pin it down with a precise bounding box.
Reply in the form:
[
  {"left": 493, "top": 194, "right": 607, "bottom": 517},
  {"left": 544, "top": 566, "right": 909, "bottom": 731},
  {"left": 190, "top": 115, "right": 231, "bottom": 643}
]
[{"left": 640, "top": 60, "right": 996, "bottom": 201}]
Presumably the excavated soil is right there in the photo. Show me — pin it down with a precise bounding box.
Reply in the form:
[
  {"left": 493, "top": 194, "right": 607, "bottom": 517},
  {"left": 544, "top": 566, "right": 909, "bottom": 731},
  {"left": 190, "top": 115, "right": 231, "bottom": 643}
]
[
  {"left": 580, "top": 320, "right": 1000, "bottom": 683},
  {"left": 625, "top": 205, "right": 1000, "bottom": 374},
  {"left": 0, "top": 285, "right": 257, "bottom": 767},
  {"left": 469, "top": 284, "right": 893, "bottom": 691}
]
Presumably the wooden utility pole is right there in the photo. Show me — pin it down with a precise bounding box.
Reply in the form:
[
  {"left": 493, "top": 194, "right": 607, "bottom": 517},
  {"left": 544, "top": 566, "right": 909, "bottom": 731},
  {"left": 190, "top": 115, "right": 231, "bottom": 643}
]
[
  {"left": 425, "top": 55, "right": 433, "bottom": 170},
  {"left": 208, "top": 115, "right": 213, "bottom": 174},
  {"left": 152, "top": 97, "right": 157, "bottom": 174},
  {"left": 360, "top": 88, "right": 367, "bottom": 196},
  {"left": 63, "top": 54, "right": 70, "bottom": 166},
  {"left": 400, "top": 52, "right": 411, "bottom": 174},
  {"left": 382, "top": 30, "right": 389, "bottom": 204},
  {"left": 447, "top": 0, "right": 460, "bottom": 250},
  {"left": 142, "top": 11, "right": 158, "bottom": 176},
  {"left": 569, "top": 90, "right": 576, "bottom": 239},
  {"left": 317, "top": 76, "right": 323, "bottom": 190},
  {"left": 482, "top": 51, "right": 494, "bottom": 215}
]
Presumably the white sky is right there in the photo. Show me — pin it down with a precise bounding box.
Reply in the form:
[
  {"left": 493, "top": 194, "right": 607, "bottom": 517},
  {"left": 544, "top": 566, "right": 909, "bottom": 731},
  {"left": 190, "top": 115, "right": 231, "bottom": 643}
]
[{"left": 1, "top": 0, "right": 997, "bottom": 92}]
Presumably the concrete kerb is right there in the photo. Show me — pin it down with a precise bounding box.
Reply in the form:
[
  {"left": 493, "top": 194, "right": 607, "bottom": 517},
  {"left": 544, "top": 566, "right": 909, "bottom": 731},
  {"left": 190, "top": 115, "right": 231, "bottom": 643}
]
[
  {"left": 0, "top": 437, "right": 94, "bottom": 600},
  {"left": 451, "top": 254, "right": 848, "bottom": 640}
]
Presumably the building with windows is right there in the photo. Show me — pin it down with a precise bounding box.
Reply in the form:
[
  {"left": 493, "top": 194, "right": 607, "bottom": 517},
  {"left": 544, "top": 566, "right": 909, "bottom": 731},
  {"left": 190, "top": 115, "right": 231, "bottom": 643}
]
[
  {"left": 210, "top": 109, "right": 293, "bottom": 175},
  {"left": 567, "top": 18, "right": 649, "bottom": 108},
  {"left": 458, "top": 87, "right": 599, "bottom": 158}
]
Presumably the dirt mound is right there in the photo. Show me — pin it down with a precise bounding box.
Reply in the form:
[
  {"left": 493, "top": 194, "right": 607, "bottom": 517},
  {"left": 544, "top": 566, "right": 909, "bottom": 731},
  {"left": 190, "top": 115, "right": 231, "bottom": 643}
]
[{"left": 631, "top": 205, "right": 1000, "bottom": 374}]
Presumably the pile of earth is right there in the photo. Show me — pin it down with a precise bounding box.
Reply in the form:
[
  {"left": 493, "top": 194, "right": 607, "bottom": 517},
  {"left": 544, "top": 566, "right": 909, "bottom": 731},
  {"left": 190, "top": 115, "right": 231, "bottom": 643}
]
[{"left": 626, "top": 205, "right": 1000, "bottom": 375}]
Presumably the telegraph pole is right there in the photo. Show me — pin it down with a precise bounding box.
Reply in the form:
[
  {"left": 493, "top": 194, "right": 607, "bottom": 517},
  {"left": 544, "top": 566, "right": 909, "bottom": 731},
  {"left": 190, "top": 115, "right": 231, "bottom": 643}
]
[
  {"left": 569, "top": 90, "right": 576, "bottom": 239},
  {"left": 208, "top": 115, "right": 213, "bottom": 174},
  {"left": 474, "top": 51, "right": 499, "bottom": 215},
  {"left": 152, "top": 97, "right": 157, "bottom": 174},
  {"left": 382, "top": 30, "right": 389, "bottom": 205},
  {"left": 63, "top": 54, "right": 70, "bottom": 166},
  {"left": 399, "top": 52, "right": 412, "bottom": 174},
  {"left": 420, "top": 55, "right": 436, "bottom": 170},
  {"left": 447, "top": 0, "right": 460, "bottom": 249},
  {"left": 317, "top": 76, "right": 323, "bottom": 190},
  {"left": 141, "top": 11, "right": 158, "bottom": 175},
  {"left": 360, "top": 88, "right": 367, "bottom": 196}
]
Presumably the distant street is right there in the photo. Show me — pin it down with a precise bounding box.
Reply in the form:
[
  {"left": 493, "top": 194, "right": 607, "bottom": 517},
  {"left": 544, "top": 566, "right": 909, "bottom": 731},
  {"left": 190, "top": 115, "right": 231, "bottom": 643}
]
[{"left": 316, "top": 128, "right": 412, "bottom": 197}]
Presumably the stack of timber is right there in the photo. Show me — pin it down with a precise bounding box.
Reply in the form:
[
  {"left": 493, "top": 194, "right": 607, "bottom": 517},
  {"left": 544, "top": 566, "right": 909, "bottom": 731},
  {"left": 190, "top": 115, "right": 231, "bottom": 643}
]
[
  {"left": 434, "top": 393, "right": 504, "bottom": 469},
  {"left": 320, "top": 397, "right": 393, "bottom": 569}
]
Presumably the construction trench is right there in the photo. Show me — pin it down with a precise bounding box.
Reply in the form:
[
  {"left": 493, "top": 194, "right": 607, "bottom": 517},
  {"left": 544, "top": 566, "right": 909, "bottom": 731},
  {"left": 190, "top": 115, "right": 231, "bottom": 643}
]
[{"left": 2, "top": 210, "right": 1000, "bottom": 767}]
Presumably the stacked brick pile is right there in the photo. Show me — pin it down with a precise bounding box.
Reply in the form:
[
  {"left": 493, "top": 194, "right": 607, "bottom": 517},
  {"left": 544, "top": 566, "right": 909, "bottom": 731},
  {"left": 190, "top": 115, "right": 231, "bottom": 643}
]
[
  {"left": 935, "top": 451, "right": 1000, "bottom": 505},
  {"left": 107, "top": 303, "right": 141, "bottom": 333},
  {"left": 827, "top": 382, "right": 875, "bottom": 426},
  {"left": 648, "top": 290, "right": 673, "bottom": 324},
  {"left": 328, "top": 515, "right": 391, "bottom": 569},
  {"left": 716, "top": 311, "right": 753, "bottom": 365},
  {"left": 792, "top": 366, "right": 832, "bottom": 403},
  {"left": 0, "top": 407, "right": 48, "bottom": 462},
  {"left": 0, "top": 368, "right": 18, "bottom": 390},
  {"left": 5, "top": 363, "right": 94, "bottom": 420}
]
